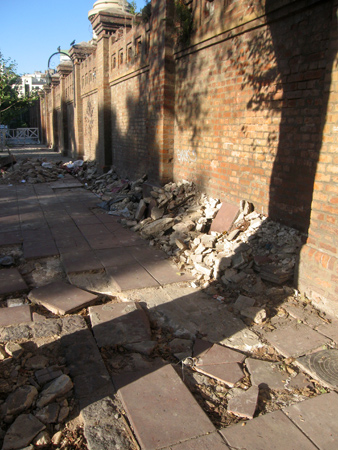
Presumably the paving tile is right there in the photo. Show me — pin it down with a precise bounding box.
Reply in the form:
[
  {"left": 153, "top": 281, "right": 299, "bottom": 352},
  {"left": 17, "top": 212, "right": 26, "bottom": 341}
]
[
  {"left": 246, "top": 357, "right": 287, "bottom": 390},
  {"left": 138, "top": 259, "right": 194, "bottom": 285},
  {"left": 55, "top": 236, "right": 91, "bottom": 253},
  {"left": 0, "top": 214, "right": 21, "bottom": 232},
  {"left": 86, "top": 233, "right": 122, "bottom": 249},
  {"left": 227, "top": 385, "right": 259, "bottom": 419},
  {"left": 106, "top": 262, "right": 160, "bottom": 291},
  {"left": 196, "top": 344, "right": 246, "bottom": 365},
  {"left": 283, "top": 392, "right": 338, "bottom": 450},
  {"left": 163, "top": 432, "right": 230, "bottom": 449},
  {"left": 0, "top": 268, "right": 28, "bottom": 296},
  {"left": 0, "top": 231, "right": 22, "bottom": 246},
  {"left": 89, "top": 302, "right": 151, "bottom": 347},
  {"left": 28, "top": 281, "right": 97, "bottom": 315},
  {"left": 23, "top": 239, "right": 59, "bottom": 260},
  {"left": 114, "top": 364, "right": 215, "bottom": 450},
  {"left": 220, "top": 410, "right": 318, "bottom": 450},
  {"left": 76, "top": 223, "right": 112, "bottom": 237},
  {"left": 95, "top": 247, "right": 136, "bottom": 268},
  {"left": 262, "top": 322, "right": 331, "bottom": 358},
  {"left": 195, "top": 363, "right": 244, "bottom": 387},
  {"left": 210, "top": 202, "right": 239, "bottom": 233},
  {"left": 61, "top": 249, "right": 104, "bottom": 274},
  {"left": 0, "top": 305, "right": 32, "bottom": 327}
]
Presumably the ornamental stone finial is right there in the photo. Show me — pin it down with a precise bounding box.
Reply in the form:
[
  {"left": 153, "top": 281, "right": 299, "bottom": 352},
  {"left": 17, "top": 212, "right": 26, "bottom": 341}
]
[{"left": 88, "top": 0, "right": 132, "bottom": 20}]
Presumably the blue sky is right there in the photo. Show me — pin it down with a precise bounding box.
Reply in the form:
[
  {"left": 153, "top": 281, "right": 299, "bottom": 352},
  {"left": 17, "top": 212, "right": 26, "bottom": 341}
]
[{"left": 0, "top": 0, "right": 146, "bottom": 75}]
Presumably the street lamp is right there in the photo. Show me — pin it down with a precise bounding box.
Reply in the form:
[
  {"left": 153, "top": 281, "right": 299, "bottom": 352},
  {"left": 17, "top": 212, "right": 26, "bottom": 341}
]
[{"left": 46, "top": 49, "right": 76, "bottom": 107}]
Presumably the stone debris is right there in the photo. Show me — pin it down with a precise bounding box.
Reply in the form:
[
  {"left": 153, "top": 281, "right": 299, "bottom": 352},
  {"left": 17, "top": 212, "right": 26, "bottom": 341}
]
[{"left": 0, "top": 158, "right": 65, "bottom": 184}]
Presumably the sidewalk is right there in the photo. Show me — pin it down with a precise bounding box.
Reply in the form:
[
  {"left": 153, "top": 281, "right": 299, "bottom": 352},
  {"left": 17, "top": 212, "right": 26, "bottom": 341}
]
[{"left": 0, "top": 167, "right": 337, "bottom": 450}]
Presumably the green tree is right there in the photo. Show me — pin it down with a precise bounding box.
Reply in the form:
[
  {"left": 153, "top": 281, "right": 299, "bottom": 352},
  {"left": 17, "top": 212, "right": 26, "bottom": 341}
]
[
  {"left": 0, "top": 52, "right": 37, "bottom": 126},
  {"left": 129, "top": 1, "right": 137, "bottom": 14}
]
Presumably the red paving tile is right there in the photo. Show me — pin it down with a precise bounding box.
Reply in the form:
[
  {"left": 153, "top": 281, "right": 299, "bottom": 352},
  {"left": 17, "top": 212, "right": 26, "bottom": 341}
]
[
  {"left": 220, "top": 410, "right": 318, "bottom": 450},
  {"left": 195, "top": 363, "right": 244, "bottom": 387},
  {"left": 284, "top": 392, "right": 338, "bottom": 450},
  {"left": 89, "top": 302, "right": 151, "bottom": 347},
  {"left": 28, "top": 281, "right": 97, "bottom": 315},
  {"left": 114, "top": 364, "right": 215, "bottom": 450},
  {"left": 61, "top": 249, "right": 104, "bottom": 274},
  {"left": 163, "top": 432, "right": 230, "bottom": 449},
  {"left": 210, "top": 202, "right": 239, "bottom": 233},
  {"left": 105, "top": 262, "right": 160, "bottom": 291},
  {"left": 0, "top": 268, "right": 28, "bottom": 296},
  {"left": 23, "top": 239, "right": 59, "bottom": 260},
  {"left": 0, "top": 305, "right": 32, "bottom": 327}
]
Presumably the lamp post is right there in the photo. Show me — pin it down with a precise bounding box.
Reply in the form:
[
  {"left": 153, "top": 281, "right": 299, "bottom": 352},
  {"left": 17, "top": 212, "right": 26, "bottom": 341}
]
[{"left": 46, "top": 50, "right": 76, "bottom": 107}]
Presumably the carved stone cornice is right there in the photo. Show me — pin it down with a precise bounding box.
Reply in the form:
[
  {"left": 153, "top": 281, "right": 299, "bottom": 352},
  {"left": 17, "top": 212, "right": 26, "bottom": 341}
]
[{"left": 89, "top": 10, "right": 132, "bottom": 39}]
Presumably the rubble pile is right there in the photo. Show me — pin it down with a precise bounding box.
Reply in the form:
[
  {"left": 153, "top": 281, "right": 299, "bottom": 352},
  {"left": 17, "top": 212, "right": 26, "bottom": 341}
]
[
  {"left": 0, "top": 159, "right": 65, "bottom": 185},
  {"left": 0, "top": 343, "right": 77, "bottom": 449},
  {"left": 68, "top": 160, "right": 302, "bottom": 291},
  {"left": 1, "top": 157, "right": 302, "bottom": 292}
]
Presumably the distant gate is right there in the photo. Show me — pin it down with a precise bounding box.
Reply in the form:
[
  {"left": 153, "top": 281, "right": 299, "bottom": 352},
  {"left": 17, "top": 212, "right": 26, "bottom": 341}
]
[{"left": 5, "top": 128, "right": 40, "bottom": 146}]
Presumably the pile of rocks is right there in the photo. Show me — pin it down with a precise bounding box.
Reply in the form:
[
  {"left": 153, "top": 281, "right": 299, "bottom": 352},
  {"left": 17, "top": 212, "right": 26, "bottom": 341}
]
[
  {"left": 70, "top": 160, "right": 302, "bottom": 291},
  {"left": 0, "top": 342, "right": 74, "bottom": 449},
  {"left": 0, "top": 159, "right": 65, "bottom": 185}
]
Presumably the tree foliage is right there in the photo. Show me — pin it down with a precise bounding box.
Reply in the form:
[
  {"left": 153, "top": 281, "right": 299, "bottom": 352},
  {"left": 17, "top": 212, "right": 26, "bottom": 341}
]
[{"left": 0, "top": 52, "right": 38, "bottom": 126}]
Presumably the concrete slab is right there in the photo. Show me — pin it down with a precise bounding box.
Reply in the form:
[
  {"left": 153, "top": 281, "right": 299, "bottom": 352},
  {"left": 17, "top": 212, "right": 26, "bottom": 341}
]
[
  {"left": 28, "top": 281, "right": 97, "bottom": 315},
  {"left": 89, "top": 302, "right": 151, "bottom": 347},
  {"left": 220, "top": 410, "right": 318, "bottom": 450},
  {"left": 114, "top": 364, "right": 215, "bottom": 450},
  {"left": 0, "top": 305, "right": 32, "bottom": 327},
  {"left": 284, "top": 392, "right": 338, "bottom": 450},
  {"left": 0, "top": 268, "right": 28, "bottom": 296},
  {"left": 262, "top": 322, "right": 331, "bottom": 358},
  {"left": 210, "top": 202, "right": 239, "bottom": 233},
  {"left": 105, "top": 262, "right": 160, "bottom": 291},
  {"left": 61, "top": 249, "right": 104, "bottom": 274},
  {"left": 246, "top": 357, "right": 287, "bottom": 390},
  {"left": 162, "top": 432, "right": 230, "bottom": 449}
]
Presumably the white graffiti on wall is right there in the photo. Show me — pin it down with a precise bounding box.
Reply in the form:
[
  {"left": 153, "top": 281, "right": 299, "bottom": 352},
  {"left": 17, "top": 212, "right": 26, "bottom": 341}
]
[{"left": 177, "top": 148, "right": 197, "bottom": 164}]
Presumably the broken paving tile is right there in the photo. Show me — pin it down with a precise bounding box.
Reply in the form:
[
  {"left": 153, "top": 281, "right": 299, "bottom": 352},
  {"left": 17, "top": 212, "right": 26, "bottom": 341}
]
[
  {"left": 282, "top": 302, "right": 324, "bottom": 328},
  {"left": 0, "top": 305, "right": 32, "bottom": 327},
  {"left": 28, "top": 282, "right": 97, "bottom": 315},
  {"left": 0, "top": 268, "right": 28, "bottom": 296},
  {"left": 262, "top": 322, "right": 331, "bottom": 358},
  {"left": 220, "top": 410, "right": 318, "bottom": 450},
  {"left": 89, "top": 302, "right": 151, "bottom": 347},
  {"left": 163, "top": 432, "right": 230, "bottom": 449},
  {"left": 296, "top": 348, "right": 338, "bottom": 389},
  {"left": 196, "top": 343, "right": 246, "bottom": 366},
  {"left": 227, "top": 385, "right": 259, "bottom": 419},
  {"left": 283, "top": 392, "right": 338, "bottom": 450},
  {"left": 114, "top": 364, "right": 215, "bottom": 450},
  {"left": 209, "top": 202, "right": 239, "bottom": 233},
  {"left": 246, "top": 358, "right": 287, "bottom": 390},
  {"left": 195, "top": 363, "right": 244, "bottom": 387},
  {"left": 105, "top": 262, "right": 160, "bottom": 291}
]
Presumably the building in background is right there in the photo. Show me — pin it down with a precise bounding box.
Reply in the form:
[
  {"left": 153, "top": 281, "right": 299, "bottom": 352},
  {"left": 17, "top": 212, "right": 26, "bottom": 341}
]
[{"left": 16, "top": 71, "right": 47, "bottom": 97}]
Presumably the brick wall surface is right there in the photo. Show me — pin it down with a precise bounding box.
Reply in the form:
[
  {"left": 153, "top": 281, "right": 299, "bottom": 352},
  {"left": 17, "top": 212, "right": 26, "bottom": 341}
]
[{"left": 38, "top": 0, "right": 338, "bottom": 316}]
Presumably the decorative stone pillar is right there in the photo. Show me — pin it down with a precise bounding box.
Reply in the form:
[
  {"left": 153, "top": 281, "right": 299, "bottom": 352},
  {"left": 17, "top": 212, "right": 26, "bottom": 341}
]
[
  {"left": 69, "top": 43, "right": 96, "bottom": 159},
  {"left": 89, "top": 10, "right": 133, "bottom": 170},
  {"left": 57, "top": 62, "right": 73, "bottom": 155}
]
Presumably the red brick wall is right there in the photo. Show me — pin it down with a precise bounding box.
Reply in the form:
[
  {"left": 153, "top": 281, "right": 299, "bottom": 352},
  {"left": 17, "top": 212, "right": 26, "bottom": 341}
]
[{"left": 38, "top": 0, "right": 338, "bottom": 315}]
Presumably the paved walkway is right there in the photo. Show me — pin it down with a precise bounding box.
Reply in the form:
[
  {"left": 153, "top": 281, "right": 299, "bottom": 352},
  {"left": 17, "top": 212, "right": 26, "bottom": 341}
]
[{"left": 0, "top": 168, "right": 337, "bottom": 450}]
